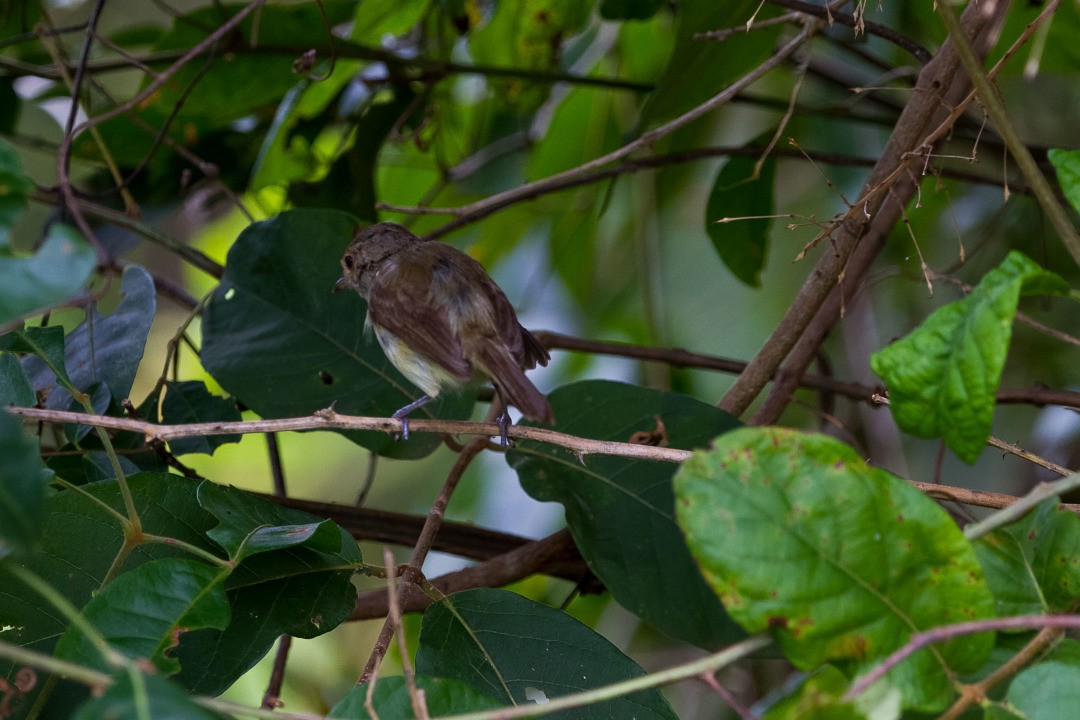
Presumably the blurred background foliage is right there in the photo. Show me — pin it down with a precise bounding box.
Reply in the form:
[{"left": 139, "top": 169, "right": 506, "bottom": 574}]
[{"left": 2, "top": 0, "right": 1080, "bottom": 716}]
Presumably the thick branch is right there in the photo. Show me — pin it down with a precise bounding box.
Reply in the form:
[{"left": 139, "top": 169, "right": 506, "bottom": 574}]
[{"left": 722, "top": 0, "right": 1009, "bottom": 420}]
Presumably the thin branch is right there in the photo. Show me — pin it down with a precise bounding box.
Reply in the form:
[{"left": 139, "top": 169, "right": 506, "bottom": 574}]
[
  {"left": 359, "top": 435, "right": 489, "bottom": 683},
  {"left": 766, "top": 0, "right": 932, "bottom": 63},
  {"left": 726, "top": 0, "right": 1011, "bottom": 421},
  {"left": 424, "top": 27, "right": 815, "bottom": 240},
  {"left": 5, "top": 406, "right": 692, "bottom": 464},
  {"left": 846, "top": 615, "right": 1080, "bottom": 701},
  {"left": 10, "top": 407, "right": 1076, "bottom": 517}
]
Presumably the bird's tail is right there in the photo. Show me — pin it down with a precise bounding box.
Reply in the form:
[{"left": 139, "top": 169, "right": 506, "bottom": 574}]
[{"left": 476, "top": 341, "right": 554, "bottom": 424}]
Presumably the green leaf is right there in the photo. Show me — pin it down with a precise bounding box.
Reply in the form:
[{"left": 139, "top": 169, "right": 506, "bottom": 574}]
[
  {"left": 199, "top": 480, "right": 342, "bottom": 561},
  {"left": 641, "top": 1, "right": 782, "bottom": 127},
  {"left": 973, "top": 498, "right": 1080, "bottom": 617},
  {"left": 507, "top": 380, "right": 744, "bottom": 649},
  {"left": 22, "top": 265, "right": 156, "bottom": 409},
  {"left": 160, "top": 381, "right": 242, "bottom": 456},
  {"left": 0, "top": 474, "right": 359, "bottom": 705},
  {"left": 148, "top": 2, "right": 357, "bottom": 123},
  {"left": 0, "top": 410, "right": 49, "bottom": 558},
  {"left": 1003, "top": 639, "right": 1080, "bottom": 720},
  {"left": 73, "top": 670, "right": 226, "bottom": 720},
  {"left": 469, "top": 0, "right": 595, "bottom": 113},
  {"left": 0, "top": 352, "right": 34, "bottom": 407},
  {"left": 330, "top": 676, "right": 503, "bottom": 719},
  {"left": 53, "top": 559, "right": 230, "bottom": 675},
  {"left": 870, "top": 251, "right": 1071, "bottom": 464},
  {"left": 762, "top": 666, "right": 885, "bottom": 720},
  {"left": 0, "top": 136, "right": 33, "bottom": 248},
  {"left": 1049, "top": 148, "right": 1080, "bottom": 216},
  {"left": 674, "top": 427, "right": 996, "bottom": 711},
  {"left": 0, "top": 225, "right": 96, "bottom": 326},
  {"left": 416, "top": 588, "right": 678, "bottom": 719},
  {"left": 705, "top": 154, "right": 775, "bottom": 287},
  {"left": 599, "top": 0, "right": 665, "bottom": 21},
  {"left": 0, "top": 325, "right": 71, "bottom": 388},
  {"left": 351, "top": 0, "right": 431, "bottom": 44},
  {"left": 200, "top": 209, "right": 472, "bottom": 459}
]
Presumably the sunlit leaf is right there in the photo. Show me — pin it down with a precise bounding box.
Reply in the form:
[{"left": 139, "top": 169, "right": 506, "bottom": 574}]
[
  {"left": 870, "top": 251, "right": 1071, "bottom": 463},
  {"left": 675, "top": 427, "right": 996, "bottom": 711}
]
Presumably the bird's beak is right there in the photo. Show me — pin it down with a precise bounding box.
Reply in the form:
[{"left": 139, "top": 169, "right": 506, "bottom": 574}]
[{"left": 333, "top": 276, "right": 347, "bottom": 293}]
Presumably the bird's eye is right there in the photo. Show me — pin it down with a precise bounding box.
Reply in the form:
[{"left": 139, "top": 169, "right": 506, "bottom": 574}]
[{"left": 343, "top": 255, "right": 354, "bottom": 269}]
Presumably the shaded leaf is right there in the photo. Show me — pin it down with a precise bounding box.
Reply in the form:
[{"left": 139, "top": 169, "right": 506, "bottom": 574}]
[
  {"left": 160, "top": 380, "right": 242, "bottom": 456},
  {"left": 199, "top": 480, "right": 342, "bottom": 561},
  {"left": 0, "top": 225, "right": 96, "bottom": 326},
  {"left": 641, "top": 1, "right": 782, "bottom": 127},
  {"left": 0, "top": 352, "right": 34, "bottom": 407},
  {"left": 23, "top": 265, "right": 156, "bottom": 409},
  {"left": 1, "top": 325, "right": 70, "bottom": 387},
  {"left": 416, "top": 588, "right": 678, "bottom": 719},
  {"left": 0, "top": 474, "right": 358, "bottom": 706},
  {"left": 330, "top": 676, "right": 502, "bottom": 719},
  {"left": 508, "top": 380, "right": 743, "bottom": 648},
  {"left": 53, "top": 559, "right": 229, "bottom": 675},
  {"left": 870, "top": 251, "right": 1071, "bottom": 463},
  {"left": 1003, "top": 639, "right": 1080, "bottom": 720},
  {"left": 200, "top": 209, "right": 471, "bottom": 459},
  {"left": 674, "top": 427, "right": 996, "bottom": 711},
  {"left": 1049, "top": 148, "right": 1080, "bottom": 216},
  {"left": 973, "top": 498, "right": 1080, "bottom": 617},
  {"left": 0, "top": 136, "right": 33, "bottom": 248},
  {"left": 73, "top": 670, "right": 226, "bottom": 720},
  {"left": 705, "top": 154, "right": 775, "bottom": 287},
  {"left": 600, "top": 0, "right": 665, "bottom": 21},
  {"left": 0, "top": 410, "right": 49, "bottom": 558}
]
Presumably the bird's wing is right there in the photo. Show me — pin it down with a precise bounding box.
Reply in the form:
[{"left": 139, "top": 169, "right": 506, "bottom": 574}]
[{"left": 367, "top": 255, "right": 473, "bottom": 380}]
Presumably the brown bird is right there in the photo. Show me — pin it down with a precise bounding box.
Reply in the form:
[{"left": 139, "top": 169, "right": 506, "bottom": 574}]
[{"left": 334, "top": 222, "right": 553, "bottom": 442}]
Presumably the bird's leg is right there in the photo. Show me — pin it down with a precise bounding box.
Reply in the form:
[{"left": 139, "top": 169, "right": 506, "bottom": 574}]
[
  {"left": 495, "top": 409, "right": 513, "bottom": 447},
  {"left": 391, "top": 395, "right": 435, "bottom": 440},
  {"left": 490, "top": 384, "right": 513, "bottom": 447}
]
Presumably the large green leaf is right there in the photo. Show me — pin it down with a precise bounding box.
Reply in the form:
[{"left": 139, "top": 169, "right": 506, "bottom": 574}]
[
  {"left": 72, "top": 670, "right": 226, "bottom": 720},
  {"left": 674, "top": 427, "right": 996, "bottom": 712},
  {"left": 53, "top": 559, "right": 230, "bottom": 675},
  {"left": 330, "top": 676, "right": 503, "bottom": 719},
  {"left": 762, "top": 666, "right": 886, "bottom": 720},
  {"left": 22, "top": 265, "right": 156, "bottom": 409},
  {"left": 508, "top": 380, "right": 743, "bottom": 648},
  {"left": 0, "top": 410, "right": 49, "bottom": 558},
  {"left": 200, "top": 209, "right": 472, "bottom": 459},
  {"left": 870, "top": 251, "right": 1071, "bottom": 463},
  {"left": 705, "top": 153, "right": 775, "bottom": 287},
  {"left": 0, "top": 225, "right": 96, "bottom": 326},
  {"left": 973, "top": 498, "right": 1080, "bottom": 617},
  {"left": 148, "top": 1, "right": 357, "bottom": 124},
  {"left": 416, "top": 588, "right": 678, "bottom": 719}
]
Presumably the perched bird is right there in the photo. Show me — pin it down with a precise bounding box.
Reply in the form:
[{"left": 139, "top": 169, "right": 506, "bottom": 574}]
[{"left": 334, "top": 222, "right": 553, "bottom": 442}]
